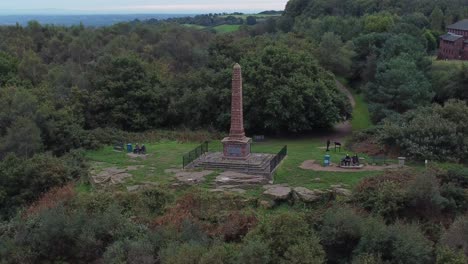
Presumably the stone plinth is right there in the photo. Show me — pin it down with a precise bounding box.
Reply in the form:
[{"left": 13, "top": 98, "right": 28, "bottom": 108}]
[{"left": 222, "top": 137, "right": 252, "bottom": 160}]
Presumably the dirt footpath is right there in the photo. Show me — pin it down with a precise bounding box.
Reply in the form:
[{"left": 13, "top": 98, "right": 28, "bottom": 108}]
[{"left": 299, "top": 160, "right": 400, "bottom": 172}]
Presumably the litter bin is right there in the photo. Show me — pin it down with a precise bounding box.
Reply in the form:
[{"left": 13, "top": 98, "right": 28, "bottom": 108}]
[
  {"left": 398, "top": 157, "right": 406, "bottom": 167},
  {"left": 324, "top": 154, "right": 331, "bottom": 167},
  {"left": 127, "top": 143, "right": 133, "bottom": 153}
]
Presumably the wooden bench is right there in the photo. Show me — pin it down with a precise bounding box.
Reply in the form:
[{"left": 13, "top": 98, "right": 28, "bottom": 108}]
[
  {"left": 113, "top": 142, "right": 124, "bottom": 152},
  {"left": 253, "top": 135, "right": 265, "bottom": 142}
]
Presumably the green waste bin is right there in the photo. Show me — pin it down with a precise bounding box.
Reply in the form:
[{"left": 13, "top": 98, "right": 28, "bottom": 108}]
[{"left": 324, "top": 154, "right": 331, "bottom": 167}]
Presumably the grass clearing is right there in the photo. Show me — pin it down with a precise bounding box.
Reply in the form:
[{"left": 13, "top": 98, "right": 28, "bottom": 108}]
[
  {"left": 85, "top": 137, "right": 390, "bottom": 196},
  {"left": 182, "top": 24, "right": 206, "bottom": 30}
]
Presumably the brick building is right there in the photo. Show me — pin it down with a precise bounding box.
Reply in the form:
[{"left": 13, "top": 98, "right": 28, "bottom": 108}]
[{"left": 438, "top": 19, "right": 468, "bottom": 60}]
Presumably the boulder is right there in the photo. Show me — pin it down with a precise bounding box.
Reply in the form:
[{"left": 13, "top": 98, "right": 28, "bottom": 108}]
[
  {"left": 263, "top": 185, "right": 292, "bottom": 201},
  {"left": 333, "top": 187, "right": 352, "bottom": 197},
  {"left": 293, "top": 187, "right": 321, "bottom": 203}
]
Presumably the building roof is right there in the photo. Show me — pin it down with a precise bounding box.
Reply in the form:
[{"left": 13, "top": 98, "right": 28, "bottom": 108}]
[
  {"left": 447, "top": 19, "right": 468, "bottom": 31},
  {"left": 441, "top": 32, "right": 463, "bottom": 42}
]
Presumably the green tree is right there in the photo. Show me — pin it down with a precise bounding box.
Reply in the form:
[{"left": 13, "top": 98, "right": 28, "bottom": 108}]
[
  {"left": 18, "top": 50, "right": 47, "bottom": 86},
  {"left": 364, "top": 13, "right": 395, "bottom": 33},
  {"left": 0, "top": 51, "right": 17, "bottom": 85},
  {"left": 88, "top": 55, "right": 167, "bottom": 131},
  {"left": 367, "top": 55, "right": 432, "bottom": 121},
  {"left": 246, "top": 16, "right": 257, "bottom": 25},
  {"left": 241, "top": 44, "right": 351, "bottom": 133},
  {"left": 316, "top": 32, "right": 356, "bottom": 77},
  {"left": 430, "top": 7, "right": 444, "bottom": 31},
  {"left": 0, "top": 117, "right": 43, "bottom": 158}
]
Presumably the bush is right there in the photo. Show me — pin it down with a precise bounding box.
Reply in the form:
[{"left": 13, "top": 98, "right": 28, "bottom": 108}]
[
  {"left": 379, "top": 100, "right": 468, "bottom": 162},
  {"left": 0, "top": 152, "right": 87, "bottom": 219},
  {"left": 159, "top": 242, "right": 209, "bottom": 264},
  {"left": 0, "top": 205, "right": 145, "bottom": 263},
  {"left": 352, "top": 253, "right": 384, "bottom": 264},
  {"left": 319, "top": 206, "right": 364, "bottom": 263},
  {"left": 236, "top": 239, "right": 271, "bottom": 264},
  {"left": 355, "top": 220, "right": 433, "bottom": 264},
  {"left": 199, "top": 243, "right": 237, "bottom": 264},
  {"left": 249, "top": 213, "right": 325, "bottom": 263},
  {"left": 353, "top": 171, "right": 414, "bottom": 222},
  {"left": 441, "top": 215, "right": 468, "bottom": 257},
  {"left": 103, "top": 239, "right": 157, "bottom": 264},
  {"left": 436, "top": 246, "right": 467, "bottom": 264}
]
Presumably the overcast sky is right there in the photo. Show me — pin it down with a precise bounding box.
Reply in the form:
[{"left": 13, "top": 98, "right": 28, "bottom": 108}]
[{"left": 0, "top": 0, "right": 288, "bottom": 14}]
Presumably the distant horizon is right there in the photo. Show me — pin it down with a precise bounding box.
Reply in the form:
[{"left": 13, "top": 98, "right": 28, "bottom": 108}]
[
  {"left": 0, "top": 0, "right": 287, "bottom": 15},
  {"left": 0, "top": 10, "right": 282, "bottom": 16}
]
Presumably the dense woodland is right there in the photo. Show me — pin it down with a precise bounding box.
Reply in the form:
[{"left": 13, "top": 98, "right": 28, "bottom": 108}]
[{"left": 0, "top": 0, "right": 468, "bottom": 263}]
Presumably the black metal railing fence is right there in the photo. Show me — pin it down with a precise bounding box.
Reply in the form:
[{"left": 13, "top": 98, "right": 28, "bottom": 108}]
[
  {"left": 270, "top": 145, "right": 288, "bottom": 173},
  {"left": 183, "top": 141, "right": 209, "bottom": 169}
]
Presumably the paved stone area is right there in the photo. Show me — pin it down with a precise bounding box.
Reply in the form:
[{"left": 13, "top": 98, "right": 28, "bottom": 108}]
[
  {"left": 215, "top": 171, "right": 269, "bottom": 188},
  {"left": 199, "top": 152, "right": 274, "bottom": 166},
  {"left": 164, "top": 169, "right": 214, "bottom": 185},
  {"left": 91, "top": 166, "right": 142, "bottom": 186}
]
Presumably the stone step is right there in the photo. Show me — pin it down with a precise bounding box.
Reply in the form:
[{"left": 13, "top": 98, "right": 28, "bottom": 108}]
[
  {"left": 195, "top": 163, "right": 269, "bottom": 171},
  {"left": 197, "top": 158, "right": 271, "bottom": 168}
]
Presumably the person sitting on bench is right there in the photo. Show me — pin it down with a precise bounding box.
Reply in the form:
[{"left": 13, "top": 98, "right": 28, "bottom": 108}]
[
  {"left": 344, "top": 154, "right": 351, "bottom": 166},
  {"left": 134, "top": 143, "right": 141, "bottom": 154},
  {"left": 140, "top": 144, "right": 147, "bottom": 155},
  {"left": 352, "top": 154, "right": 360, "bottom": 166},
  {"left": 341, "top": 154, "right": 351, "bottom": 166}
]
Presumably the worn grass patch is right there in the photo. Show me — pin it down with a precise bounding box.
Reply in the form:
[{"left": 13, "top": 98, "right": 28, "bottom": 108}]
[{"left": 351, "top": 92, "right": 372, "bottom": 131}]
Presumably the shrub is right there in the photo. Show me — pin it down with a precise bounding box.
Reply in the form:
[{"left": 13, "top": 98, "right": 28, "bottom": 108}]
[
  {"left": 103, "top": 239, "right": 157, "bottom": 264},
  {"left": 319, "top": 207, "right": 364, "bottom": 263},
  {"left": 355, "top": 220, "right": 433, "bottom": 264},
  {"left": 199, "top": 243, "right": 237, "bottom": 264},
  {"left": 250, "top": 213, "right": 325, "bottom": 263},
  {"left": 159, "top": 242, "right": 208, "bottom": 264},
  {"left": 379, "top": 100, "right": 468, "bottom": 162},
  {"left": 406, "top": 173, "right": 448, "bottom": 219},
  {"left": 236, "top": 239, "right": 272, "bottom": 264},
  {"left": 441, "top": 215, "right": 468, "bottom": 257},
  {"left": 0, "top": 152, "right": 87, "bottom": 219},
  {"left": 0, "top": 205, "right": 145, "bottom": 263},
  {"left": 352, "top": 253, "right": 384, "bottom": 264},
  {"left": 436, "top": 247, "right": 467, "bottom": 264},
  {"left": 353, "top": 171, "right": 414, "bottom": 222}
]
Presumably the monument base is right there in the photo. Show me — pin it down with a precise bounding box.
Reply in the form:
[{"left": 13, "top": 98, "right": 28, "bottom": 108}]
[
  {"left": 187, "top": 152, "right": 275, "bottom": 179},
  {"left": 222, "top": 137, "right": 252, "bottom": 160}
]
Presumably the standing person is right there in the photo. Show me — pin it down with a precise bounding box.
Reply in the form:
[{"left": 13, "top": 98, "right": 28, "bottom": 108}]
[{"left": 326, "top": 139, "right": 331, "bottom": 152}]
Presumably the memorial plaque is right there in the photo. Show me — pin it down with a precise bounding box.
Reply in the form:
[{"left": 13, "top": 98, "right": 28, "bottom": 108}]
[{"left": 227, "top": 145, "right": 242, "bottom": 157}]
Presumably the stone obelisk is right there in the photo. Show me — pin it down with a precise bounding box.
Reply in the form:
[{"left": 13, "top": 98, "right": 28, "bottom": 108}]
[{"left": 222, "top": 63, "right": 251, "bottom": 159}]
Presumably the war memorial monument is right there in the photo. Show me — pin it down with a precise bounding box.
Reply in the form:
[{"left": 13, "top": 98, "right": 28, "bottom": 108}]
[{"left": 187, "top": 63, "right": 286, "bottom": 180}]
